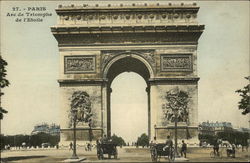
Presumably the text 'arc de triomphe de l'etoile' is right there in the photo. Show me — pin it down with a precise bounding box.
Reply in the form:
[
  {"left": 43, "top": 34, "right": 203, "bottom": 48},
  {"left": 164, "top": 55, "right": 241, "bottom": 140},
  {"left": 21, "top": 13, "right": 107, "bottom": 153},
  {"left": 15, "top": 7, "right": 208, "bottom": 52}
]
[{"left": 51, "top": 2, "right": 204, "bottom": 146}]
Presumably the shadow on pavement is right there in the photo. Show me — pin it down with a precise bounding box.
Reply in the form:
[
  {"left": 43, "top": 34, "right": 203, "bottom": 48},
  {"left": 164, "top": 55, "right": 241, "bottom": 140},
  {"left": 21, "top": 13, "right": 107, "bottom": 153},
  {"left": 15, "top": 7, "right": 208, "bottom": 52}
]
[{"left": 1, "top": 155, "right": 46, "bottom": 162}]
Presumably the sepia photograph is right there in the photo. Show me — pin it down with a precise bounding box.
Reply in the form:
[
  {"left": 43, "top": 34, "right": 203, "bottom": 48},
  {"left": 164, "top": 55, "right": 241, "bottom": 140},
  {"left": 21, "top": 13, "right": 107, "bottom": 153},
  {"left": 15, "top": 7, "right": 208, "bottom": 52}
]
[{"left": 0, "top": 0, "right": 249, "bottom": 162}]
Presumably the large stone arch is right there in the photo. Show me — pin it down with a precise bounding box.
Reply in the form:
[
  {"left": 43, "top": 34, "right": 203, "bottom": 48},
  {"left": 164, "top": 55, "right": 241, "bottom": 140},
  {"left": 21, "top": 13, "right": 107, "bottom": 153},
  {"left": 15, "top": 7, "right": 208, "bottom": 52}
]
[
  {"left": 51, "top": 2, "right": 204, "bottom": 146},
  {"left": 102, "top": 53, "right": 154, "bottom": 138}
]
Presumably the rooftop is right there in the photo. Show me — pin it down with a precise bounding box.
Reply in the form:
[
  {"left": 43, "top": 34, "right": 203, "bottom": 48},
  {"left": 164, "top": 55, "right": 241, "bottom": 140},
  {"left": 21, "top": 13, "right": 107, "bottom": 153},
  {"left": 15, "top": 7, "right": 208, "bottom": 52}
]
[{"left": 200, "top": 121, "right": 233, "bottom": 128}]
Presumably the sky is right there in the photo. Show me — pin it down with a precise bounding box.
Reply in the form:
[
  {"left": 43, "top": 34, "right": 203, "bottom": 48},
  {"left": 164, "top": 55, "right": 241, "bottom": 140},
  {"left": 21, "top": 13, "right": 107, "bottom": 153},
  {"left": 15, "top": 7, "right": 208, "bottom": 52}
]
[{"left": 0, "top": 1, "right": 249, "bottom": 143}]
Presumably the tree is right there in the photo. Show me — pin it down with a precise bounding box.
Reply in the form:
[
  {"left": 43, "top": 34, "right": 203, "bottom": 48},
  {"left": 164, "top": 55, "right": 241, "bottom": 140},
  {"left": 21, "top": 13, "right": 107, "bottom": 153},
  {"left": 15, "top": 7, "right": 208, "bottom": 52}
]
[
  {"left": 198, "top": 133, "right": 215, "bottom": 145},
  {"left": 137, "top": 133, "right": 149, "bottom": 147},
  {"left": 235, "top": 76, "right": 250, "bottom": 115},
  {"left": 30, "top": 132, "right": 60, "bottom": 147},
  {"left": 0, "top": 55, "right": 10, "bottom": 119},
  {"left": 111, "top": 134, "right": 126, "bottom": 146}
]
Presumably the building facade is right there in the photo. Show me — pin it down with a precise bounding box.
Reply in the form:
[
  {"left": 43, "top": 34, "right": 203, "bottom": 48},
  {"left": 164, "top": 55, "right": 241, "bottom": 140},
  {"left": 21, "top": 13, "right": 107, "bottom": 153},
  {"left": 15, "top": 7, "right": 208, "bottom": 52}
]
[
  {"left": 31, "top": 123, "right": 60, "bottom": 136},
  {"left": 199, "top": 121, "right": 233, "bottom": 136}
]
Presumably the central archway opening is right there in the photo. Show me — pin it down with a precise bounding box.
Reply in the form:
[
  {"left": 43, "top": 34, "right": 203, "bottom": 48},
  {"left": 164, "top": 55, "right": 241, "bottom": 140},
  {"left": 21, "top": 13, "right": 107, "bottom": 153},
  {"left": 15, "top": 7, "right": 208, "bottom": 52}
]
[
  {"left": 111, "top": 72, "right": 147, "bottom": 144},
  {"left": 105, "top": 55, "right": 152, "bottom": 143}
]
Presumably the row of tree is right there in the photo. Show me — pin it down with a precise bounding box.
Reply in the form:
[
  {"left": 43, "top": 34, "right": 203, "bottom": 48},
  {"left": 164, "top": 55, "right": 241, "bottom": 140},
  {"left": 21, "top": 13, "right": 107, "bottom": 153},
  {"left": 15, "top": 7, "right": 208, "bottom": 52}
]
[
  {"left": 0, "top": 56, "right": 10, "bottom": 119},
  {"left": 136, "top": 133, "right": 149, "bottom": 147},
  {"left": 110, "top": 134, "right": 126, "bottom": 146},
  {"left": 0, "top": 132, "right": 60, "bottom": 149},
  {"left": 110, "top": 133, "right": 149, "bottom": 147},
  {"left": 108, "top": 133, "right": 150, "bottom": 147},
  {"left": 113, "top": 131, "right": 250, "bottom": 148},
  {"left": 199, "top": 130, "right": 250, "bottom": 146},
  {"left": 1, "top": 132, "right": 150, "bottom": 149},
  {"left": 217, "top": 131, "right": 249, "bottom": 146}
]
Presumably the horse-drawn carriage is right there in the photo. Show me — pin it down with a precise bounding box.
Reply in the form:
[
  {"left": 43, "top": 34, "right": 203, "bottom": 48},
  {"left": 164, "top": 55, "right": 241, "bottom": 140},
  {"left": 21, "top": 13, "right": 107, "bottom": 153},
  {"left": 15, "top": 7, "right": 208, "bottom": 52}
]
[
  {"left": 97, "top": 142, "right": 118, "bottom": 160},
  {"left": 150, "top": 143, "right": 175, "bottom": 162}
]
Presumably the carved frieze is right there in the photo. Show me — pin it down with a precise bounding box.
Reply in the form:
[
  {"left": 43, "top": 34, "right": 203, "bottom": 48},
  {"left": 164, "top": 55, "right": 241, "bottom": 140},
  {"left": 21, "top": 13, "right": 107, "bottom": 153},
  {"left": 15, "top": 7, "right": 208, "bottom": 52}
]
[
  {"left": 64, "top": 56, "right": 96, "bottom": 73},
  {"left": 60, "top": 12, "right": 195, "bottom": 23},
  {"left": 160, "top": 54, "right": 192, "bottom": 72},
  {"left": 57, "top": 3, "right": 198, "bottom": 25}
]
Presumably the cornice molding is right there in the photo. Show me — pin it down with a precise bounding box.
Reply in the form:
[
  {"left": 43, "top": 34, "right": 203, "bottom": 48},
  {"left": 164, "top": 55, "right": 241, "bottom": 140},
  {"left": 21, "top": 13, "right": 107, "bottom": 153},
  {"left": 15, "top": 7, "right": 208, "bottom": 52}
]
[
  {"left": 56, "top": 3, "right": 199, "bottom": 14},
  {"left": 149, "top": 77, "right": 200, "bottom": 85},
  {"left": 51, "top": 25, "right": 204, "bottom": 34},
  {"left": 58, "top": 79, "right": 107, "bottom": 86}
]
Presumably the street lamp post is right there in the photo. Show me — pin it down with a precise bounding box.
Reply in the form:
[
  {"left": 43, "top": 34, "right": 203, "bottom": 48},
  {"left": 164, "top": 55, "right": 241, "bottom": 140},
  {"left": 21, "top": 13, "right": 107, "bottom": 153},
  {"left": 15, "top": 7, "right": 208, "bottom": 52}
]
[
  {"left": 71, "top": 109, "right": 79, "bottom": 159},
  {"left": 154, "top": 124, "right": 157, "bottom": 138},
  {"left": 165, "top": 89, "right": 189, "bottom": 159},
  {"left": 174, "top": 109, "right": 179, "bottom": 157}
]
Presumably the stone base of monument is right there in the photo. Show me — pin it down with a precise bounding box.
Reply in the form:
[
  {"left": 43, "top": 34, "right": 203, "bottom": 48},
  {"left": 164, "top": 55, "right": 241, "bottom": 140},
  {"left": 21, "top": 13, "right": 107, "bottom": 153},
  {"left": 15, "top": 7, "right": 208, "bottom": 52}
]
[
  {"left": 59, "top": 141, "right": 94, "bottom": 147},
  {"left": 59, "top": 128, "right": 102, "bottom": 146},
  {"left": 62, "top": 157, "right": 86, "bottom": 162}
]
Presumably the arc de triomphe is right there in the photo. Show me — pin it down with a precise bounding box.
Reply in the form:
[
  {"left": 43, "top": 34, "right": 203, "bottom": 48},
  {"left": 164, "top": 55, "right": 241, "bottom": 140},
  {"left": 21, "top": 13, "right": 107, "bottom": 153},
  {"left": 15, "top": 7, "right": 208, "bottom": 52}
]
[{"left": 51, "top": 2, "right": 204, "bottom": 145}]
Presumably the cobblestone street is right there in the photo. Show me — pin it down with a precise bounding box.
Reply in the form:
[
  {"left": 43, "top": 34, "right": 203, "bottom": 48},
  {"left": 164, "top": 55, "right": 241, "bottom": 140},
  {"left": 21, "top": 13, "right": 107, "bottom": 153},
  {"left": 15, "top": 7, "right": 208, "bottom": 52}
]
[{"left": 1, "top": 147, "right": 249, "bottom": 162}]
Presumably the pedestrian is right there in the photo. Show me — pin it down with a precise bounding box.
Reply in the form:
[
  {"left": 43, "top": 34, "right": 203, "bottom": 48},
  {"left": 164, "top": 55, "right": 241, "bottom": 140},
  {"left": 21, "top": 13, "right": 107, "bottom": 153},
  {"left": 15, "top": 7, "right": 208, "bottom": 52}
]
[
  {"left": 69, "top": 142, "right": 73, "bottom": 151},
  {"left": 101, "top": 134, "right": 108, "bottom": 144},
  {"left": 87, "top": 143, "right": 91, "bottom": 151},
  {"left": 213, "top": 139, "right": 219, "bottom": 156},
  {"left": 150, "top": 136, "right": 158, "bottom": 148},
  {"left": 163, "top": 135, "right": 173, "bottom": 151},
  {"left": 180, "top": 140, "right": 187, "bottom": 158},
  {"left": 226, "top": 143, "right": 236, "bottom": 158},
  {"left": 152, "top": 136, "right": 158, "bottom": 144}
]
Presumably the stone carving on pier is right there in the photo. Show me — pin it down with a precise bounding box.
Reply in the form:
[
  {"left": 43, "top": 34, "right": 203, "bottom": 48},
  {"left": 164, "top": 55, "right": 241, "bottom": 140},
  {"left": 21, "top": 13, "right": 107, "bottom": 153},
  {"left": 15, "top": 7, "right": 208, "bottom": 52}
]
[
  {"left": 162, "top": 87, "right": 190, "bottom": 123},
  {"left": 68, "top": 91, "right": 93, "bottom": 128}
]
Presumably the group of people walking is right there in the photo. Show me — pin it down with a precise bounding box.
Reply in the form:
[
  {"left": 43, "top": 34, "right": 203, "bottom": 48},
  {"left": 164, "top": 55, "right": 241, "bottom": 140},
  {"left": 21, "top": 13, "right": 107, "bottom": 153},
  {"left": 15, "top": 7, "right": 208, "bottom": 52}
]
[{"left": 69, "top": 142, "right": 92, "bottom": 151}]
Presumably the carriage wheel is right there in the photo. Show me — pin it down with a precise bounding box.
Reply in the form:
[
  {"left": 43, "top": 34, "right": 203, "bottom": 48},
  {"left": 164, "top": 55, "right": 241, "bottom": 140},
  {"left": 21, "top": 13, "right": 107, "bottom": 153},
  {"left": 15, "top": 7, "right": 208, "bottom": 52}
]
[
  {"left": 151, "top": 148, "right": 158, "bottom": 162},
  {"left": 97, "top": 148, "right": 104, "bottom": 160},
  {"left": 97, "top": 153, "right": 101, "bottom": 160},
  {"left": 97, "top": 152, "right": 103, "bottom": 160},
  {"left": 114, "top": 153, "right": 118, "bottom": 159},
  {"left": 168, "top": 147, "right": 175, "bottom": 162}
]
